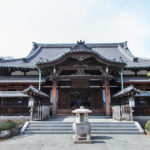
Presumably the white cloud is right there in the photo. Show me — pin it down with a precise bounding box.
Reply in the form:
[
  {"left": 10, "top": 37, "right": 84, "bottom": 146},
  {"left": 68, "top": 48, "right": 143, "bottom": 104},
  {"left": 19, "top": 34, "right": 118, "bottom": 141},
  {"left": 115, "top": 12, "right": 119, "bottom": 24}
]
[{"left": 0, "top": 0, "right": 150, "bottom": 58}]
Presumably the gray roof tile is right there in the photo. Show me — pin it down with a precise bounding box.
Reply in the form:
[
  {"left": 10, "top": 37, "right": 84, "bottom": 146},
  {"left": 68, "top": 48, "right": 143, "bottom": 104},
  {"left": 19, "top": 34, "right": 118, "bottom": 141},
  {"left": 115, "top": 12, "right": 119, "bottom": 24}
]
[
  {"left": 113, "top": 85, "right": 141, "bottom": 98},
  {"left": 23, "top": 85, "right": 49, "bottom": 98},
  {"left": 135, "top": 91, "right": 150, "bottom": 97},
  {"left": 0, "top": 41, "right": 150, "bottom": 69},
  {"left": 0, "top": 91, "right": 29, "bottom": 98}
]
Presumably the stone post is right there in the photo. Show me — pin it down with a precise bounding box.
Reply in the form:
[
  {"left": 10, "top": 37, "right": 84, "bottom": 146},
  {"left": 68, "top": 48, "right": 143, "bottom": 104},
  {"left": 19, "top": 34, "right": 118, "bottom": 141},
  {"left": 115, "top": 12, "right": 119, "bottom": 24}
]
[{"left": 30, "top": 107, "right": 33, "bottom": 121}]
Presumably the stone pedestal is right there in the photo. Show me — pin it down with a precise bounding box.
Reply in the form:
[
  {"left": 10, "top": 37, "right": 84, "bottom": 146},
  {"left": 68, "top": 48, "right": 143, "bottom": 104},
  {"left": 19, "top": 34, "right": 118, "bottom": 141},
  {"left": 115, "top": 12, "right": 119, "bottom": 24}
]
[{"left": 72, "top": 106, "right": 92, "bottom": 144}]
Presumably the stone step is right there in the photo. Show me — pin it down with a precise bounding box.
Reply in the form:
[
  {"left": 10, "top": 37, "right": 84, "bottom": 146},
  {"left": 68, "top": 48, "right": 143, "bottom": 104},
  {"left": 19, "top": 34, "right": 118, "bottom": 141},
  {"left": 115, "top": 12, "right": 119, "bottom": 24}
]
[
  {"left": 91, "top": 131, "right": 142, "bottom": 134},
  {"left": 24, "top": 131, "right": 73, "bottom": 134},
  {"left": 26, "top": 128, "right": 139, "bottom": 131},
  {"left": 27, "top": 126, "right": 138, "bottom": 129},
  {"left": 24, "top": 130, "right": 141, "bottom": 135},
  {"left": 30, "top": 121, "right": 135, "bottom": 125},
  {"left": 21, "top": 120, "right": 144, "bottom": 135},
  {"left": 28, "top": 124, "right": 136, "bottom": 128}
]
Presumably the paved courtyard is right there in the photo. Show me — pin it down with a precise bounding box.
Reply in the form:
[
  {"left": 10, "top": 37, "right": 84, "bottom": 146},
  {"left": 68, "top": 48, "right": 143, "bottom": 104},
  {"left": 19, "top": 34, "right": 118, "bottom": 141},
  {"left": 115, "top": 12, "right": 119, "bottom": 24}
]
[
  {"left": 0, "top": 134, "right": 150, "bottom": 150},
  {"left": 0, "top": 116, "right": 150, "bottom": 149}
]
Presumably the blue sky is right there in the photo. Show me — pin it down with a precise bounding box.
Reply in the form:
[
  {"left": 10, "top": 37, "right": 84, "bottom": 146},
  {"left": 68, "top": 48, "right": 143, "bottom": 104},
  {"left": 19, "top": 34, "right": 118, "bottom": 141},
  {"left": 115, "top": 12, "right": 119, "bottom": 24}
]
[{"left": 0, "top": 0, "right": 150, "bottom": 58}]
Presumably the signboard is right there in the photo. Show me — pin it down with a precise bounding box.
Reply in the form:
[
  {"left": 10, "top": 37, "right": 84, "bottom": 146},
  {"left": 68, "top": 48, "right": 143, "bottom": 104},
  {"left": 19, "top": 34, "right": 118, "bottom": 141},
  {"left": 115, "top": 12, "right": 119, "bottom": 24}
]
[
  {"left": 28, "top": 97, "right": 34, "bottom": 107},
  {"left": 72, "top": 79, "right": 89, "bottom": 88},
  {"left": 129, "top": 97, "right": 135, "bottom": 107}
]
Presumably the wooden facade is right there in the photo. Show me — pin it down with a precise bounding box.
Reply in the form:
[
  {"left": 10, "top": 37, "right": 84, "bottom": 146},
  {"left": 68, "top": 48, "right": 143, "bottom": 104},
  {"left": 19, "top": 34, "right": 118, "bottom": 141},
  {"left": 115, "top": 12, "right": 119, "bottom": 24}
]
[
  {"left": 0, "top": 41, "right": 150, "bottom": 116},
  {"left": 37, "top": 46, "right": 125, "bottom": 116},
  {"left": 0, "top": 97, "right": 29, "bottom": 115}
]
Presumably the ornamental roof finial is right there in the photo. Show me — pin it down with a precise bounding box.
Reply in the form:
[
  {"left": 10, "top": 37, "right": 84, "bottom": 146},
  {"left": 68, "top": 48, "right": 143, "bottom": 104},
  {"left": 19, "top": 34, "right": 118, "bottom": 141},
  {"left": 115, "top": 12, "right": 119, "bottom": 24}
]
[
  {"left": 32, "top": 42, "right": 37, "bottom": 50},
  {"left": 71, "top": 40, "right": 91, "bottom": 51}
]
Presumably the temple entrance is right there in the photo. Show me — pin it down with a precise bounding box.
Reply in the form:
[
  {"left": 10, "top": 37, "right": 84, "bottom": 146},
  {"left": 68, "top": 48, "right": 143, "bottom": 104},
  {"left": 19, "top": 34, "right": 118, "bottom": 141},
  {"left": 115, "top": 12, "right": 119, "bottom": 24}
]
[
  {"left": 57, "top": 88, "right": 106, "bottom": 115},
  {"left": 70, "top": 89, "right": 90, "bottom": 108}
]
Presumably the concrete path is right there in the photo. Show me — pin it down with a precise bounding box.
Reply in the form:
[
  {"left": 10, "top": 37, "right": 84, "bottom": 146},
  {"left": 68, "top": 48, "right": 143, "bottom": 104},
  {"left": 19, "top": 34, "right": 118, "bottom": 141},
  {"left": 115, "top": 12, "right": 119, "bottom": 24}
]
[{"left": 0, "top": 134, "right": 150, "bottom": 150}]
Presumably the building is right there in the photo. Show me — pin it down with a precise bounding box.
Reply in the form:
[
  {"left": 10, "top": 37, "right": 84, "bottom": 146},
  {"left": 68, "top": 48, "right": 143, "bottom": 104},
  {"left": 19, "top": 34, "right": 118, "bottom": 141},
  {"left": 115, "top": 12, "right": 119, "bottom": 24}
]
[{"left": 0, "top": 40, "right": 150, "bottom": 117}]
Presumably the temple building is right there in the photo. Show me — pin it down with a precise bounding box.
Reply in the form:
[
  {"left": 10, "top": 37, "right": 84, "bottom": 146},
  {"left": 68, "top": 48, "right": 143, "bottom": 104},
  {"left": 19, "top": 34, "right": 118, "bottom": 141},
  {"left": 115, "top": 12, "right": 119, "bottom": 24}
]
[{"left": 0, "top": 40, "right": 150, "bottom": 117}]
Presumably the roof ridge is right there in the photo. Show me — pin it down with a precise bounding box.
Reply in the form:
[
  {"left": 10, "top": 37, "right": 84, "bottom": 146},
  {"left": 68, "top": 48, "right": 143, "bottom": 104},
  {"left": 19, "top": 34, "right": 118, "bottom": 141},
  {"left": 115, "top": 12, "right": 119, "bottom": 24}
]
[
  {"left": 138, "top": 57, "right": 150, "bottom": 61},
  {"left": 35, "top": 42, "right": 125, "bottom": 48},
  {"left": 118, "top": 45, "right": 134, "bottom": 61},
  {"left": 23, "top": 46, "right": 42, "bottom": 63},
  {"left": 0, "top": 57, "right": 24, "bottom": 63}
]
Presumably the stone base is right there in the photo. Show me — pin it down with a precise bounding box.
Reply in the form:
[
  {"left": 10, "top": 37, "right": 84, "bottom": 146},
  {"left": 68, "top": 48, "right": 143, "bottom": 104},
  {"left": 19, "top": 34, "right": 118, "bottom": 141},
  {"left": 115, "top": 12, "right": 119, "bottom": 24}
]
[
  {"left": 73, "top": 134, "right": 92, "bottom": 144},
  {"left": 74, "top": 140, "right": 92, "bottom": 144},
  {"left": 0, "top": 126, "right": 21, "bottom": 138}
]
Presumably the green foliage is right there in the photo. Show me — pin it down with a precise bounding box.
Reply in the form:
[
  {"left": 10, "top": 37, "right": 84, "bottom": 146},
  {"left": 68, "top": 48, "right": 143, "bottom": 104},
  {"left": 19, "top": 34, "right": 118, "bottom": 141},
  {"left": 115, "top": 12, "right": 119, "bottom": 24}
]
[
  {"left": 145, "top": 120, "right": 150, "bottom": 132},
  {"left": 0, "top": 120, "right": 17, "bottom": 131},
  {"left": 147, "top": 71, "right": 150, "bottom": 77},
  {"left": 42, "top": 115, "right": 49, "bottom": 121}
]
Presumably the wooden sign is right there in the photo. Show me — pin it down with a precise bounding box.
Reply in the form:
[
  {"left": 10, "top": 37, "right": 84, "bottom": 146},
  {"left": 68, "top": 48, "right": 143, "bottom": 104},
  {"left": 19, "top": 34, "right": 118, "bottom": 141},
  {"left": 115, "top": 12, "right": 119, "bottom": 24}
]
[{"left": 72, "top": 79, "right": 89, "bottom": 88}]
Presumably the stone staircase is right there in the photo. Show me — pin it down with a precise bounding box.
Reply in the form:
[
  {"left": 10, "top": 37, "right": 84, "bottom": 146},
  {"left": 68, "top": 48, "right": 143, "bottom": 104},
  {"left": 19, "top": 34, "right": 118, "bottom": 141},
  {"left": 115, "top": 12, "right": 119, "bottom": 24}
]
[{"left": 21, "top": 121, "right": 144, "bottom": 134}]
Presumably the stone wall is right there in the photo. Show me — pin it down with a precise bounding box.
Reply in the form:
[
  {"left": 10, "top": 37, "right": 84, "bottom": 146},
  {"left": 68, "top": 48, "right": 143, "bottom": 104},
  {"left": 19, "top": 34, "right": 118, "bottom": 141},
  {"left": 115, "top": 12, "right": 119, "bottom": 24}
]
[
  {"left": 0, "top": 125, "right": 21, "bottom": 138},
  {"left": 42, "top": 106, "right": 51, "bottom": 119}
]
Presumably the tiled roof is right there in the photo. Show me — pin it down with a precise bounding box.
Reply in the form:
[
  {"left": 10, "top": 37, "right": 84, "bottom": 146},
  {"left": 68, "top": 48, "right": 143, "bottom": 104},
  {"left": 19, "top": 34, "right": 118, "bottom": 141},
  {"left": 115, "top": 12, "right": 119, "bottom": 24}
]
[
  {"left": 23, "top": 85, "right": 49, "bottom": 98},
  {"left": 117, "top": 76, "right": 150, "bottom": 83},
  {"left": 0, "top": 91, "right": 29, "bottom": 98},
  {"left": 0, "top": 76, "right": 45, "bottom": 83},
  {"left": 113, "top": 85, "right": 141, "bottom": 98},
  {"left": 135, "top": 91, "right": 150, "bottom": 97},
  {"left": 0, "top": 41, "right": 150, "bottom": 69}
]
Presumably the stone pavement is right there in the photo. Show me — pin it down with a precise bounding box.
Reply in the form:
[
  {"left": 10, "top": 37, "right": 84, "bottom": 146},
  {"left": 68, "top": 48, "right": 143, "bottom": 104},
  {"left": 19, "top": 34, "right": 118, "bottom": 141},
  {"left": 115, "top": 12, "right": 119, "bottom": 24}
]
[
  {"left": 49, "top": 116, "right": 126, "bottom": 122},
  {"left": 0, "top": 134, "right": 150, "bottom": 150}
]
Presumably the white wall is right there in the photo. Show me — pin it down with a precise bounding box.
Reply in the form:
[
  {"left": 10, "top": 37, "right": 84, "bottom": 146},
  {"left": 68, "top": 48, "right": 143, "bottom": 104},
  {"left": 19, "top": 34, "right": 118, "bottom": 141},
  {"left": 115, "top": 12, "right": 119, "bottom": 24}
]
[
  {"left": 26, "top": 71, "right": 39, "bottom": 75},
  {"left": 122, "top": 70, "right": 135, "bottom": 75},
  {"left": 137, "top": 70, "right": 148, "bottom": 75},
  {"left": 11, "top": 71, "right": 24, "bottom": 75}
]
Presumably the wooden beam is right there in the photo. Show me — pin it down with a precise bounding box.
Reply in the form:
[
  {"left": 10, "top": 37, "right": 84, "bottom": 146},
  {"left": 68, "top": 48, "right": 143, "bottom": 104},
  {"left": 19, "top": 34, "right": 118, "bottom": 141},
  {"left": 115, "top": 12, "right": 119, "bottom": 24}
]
[
  {"left": 58, "top": 66, "right": 103, "bottom": 71},
  {"left": 52, "top": 80, "right": 57, "bottom": 115},
  {"left": 58, "top": 75, "right": 105, "bottom": 80},
  {"left": 105, "top": 78, "right": 111, "bottom": 116}
]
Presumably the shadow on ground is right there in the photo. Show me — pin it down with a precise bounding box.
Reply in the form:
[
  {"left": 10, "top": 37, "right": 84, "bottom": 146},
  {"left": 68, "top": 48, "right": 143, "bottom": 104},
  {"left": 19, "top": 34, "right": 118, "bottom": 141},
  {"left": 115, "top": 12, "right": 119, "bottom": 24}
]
[{"left": 92, "top": 135, "right": 113, "bottom": 144}]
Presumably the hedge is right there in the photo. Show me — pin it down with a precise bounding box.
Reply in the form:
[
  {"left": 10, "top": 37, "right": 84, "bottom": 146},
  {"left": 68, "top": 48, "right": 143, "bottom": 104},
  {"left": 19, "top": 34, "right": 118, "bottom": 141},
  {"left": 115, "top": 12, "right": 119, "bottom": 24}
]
[
  {"left": 0, "top": 120, "right": 17, "bottom": 131},
  {"left": 145, "top": 120, "right": 150, "bottom": 132}
]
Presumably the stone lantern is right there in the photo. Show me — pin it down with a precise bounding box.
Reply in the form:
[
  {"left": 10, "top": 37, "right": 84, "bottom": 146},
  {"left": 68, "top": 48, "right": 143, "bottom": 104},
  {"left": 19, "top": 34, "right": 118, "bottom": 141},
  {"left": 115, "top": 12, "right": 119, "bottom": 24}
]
[{"left": 72, "top": 106, "right": 92, "bottom": 144}]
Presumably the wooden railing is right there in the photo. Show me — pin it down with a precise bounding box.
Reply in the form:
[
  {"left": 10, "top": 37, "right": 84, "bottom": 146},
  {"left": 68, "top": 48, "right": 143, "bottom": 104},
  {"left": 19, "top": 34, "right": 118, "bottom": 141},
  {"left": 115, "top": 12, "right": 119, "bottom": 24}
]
[
  {"left": 32, "top": 105, "right": 51, "bottom": 121},
  {"left": 33, "top": 106, "right": 43, "bottom": 121},
  {"left": 0, "top": 106, "right": 29, "bottom": 115},
  {"left": 112, "top": 105, "right": 130, "bottom": 121},
  {"left": 133, "top": 106, "right": 150, "bottom": 116}
]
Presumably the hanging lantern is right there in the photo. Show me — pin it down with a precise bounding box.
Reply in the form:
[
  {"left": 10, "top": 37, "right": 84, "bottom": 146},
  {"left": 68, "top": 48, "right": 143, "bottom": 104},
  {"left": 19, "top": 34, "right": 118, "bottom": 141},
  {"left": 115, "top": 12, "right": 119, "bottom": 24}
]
[{"left": 28, "top": 97, "right": 34, "bottom": 107}]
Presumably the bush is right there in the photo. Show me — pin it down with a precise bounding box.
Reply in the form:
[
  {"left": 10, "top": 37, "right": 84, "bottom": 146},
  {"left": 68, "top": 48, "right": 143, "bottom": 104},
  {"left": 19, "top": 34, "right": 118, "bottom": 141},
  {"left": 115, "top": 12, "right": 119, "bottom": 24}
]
[
  {"left": 0, "top": 120, "right": 17, "bottom": 131},
  {"left": 42, "top": 115, "right": 49, "bottom": 121},
  {"left": 145, "top": 120, "right": 150, "bottom": 132}
]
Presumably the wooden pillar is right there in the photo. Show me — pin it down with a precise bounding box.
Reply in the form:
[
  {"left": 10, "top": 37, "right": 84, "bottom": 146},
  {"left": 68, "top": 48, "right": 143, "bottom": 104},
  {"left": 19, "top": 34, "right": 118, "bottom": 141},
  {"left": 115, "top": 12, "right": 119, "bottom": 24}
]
[
  {"left": 52, "top": 80, "right": 57, "bottom": 115},
  {"left": 105, "top": 78, "right": 111, "bottom": 116}
]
